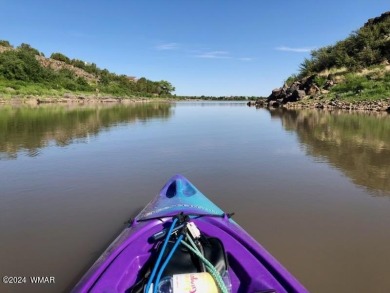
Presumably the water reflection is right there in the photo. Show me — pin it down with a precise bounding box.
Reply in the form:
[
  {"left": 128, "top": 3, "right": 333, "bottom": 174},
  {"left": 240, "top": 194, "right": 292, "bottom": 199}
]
[
  {"left": 0, "top": 103, "right": 172, "bottom": 159},
  {"left": 267, "top": 108, "right": 390, "bottom": 195}
]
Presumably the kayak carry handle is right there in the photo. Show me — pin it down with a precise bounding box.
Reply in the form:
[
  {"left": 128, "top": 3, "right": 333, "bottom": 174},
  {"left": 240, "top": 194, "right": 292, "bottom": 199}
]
[
  {"left": 166, "top": 181, "right": 177, "bottom": 198},
  {"left": 163, "top": 176, "right": 197, "bottom": 198}
]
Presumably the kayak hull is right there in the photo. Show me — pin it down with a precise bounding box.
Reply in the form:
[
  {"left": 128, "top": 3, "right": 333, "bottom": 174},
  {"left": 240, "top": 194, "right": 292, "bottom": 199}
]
[{"left": 73, "top": 175, "right": 308, "bottom": 293}]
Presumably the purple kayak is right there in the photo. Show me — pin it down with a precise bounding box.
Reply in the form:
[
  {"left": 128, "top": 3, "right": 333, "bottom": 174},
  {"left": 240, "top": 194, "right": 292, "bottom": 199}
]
[{"left": 73, "top": 175, "right": 308, "bottom": 293}]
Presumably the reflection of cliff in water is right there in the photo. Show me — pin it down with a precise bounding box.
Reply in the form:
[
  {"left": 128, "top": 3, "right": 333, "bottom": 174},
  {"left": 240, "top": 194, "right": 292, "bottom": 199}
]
[
  {"left": 0, "top": 103, "right": 172, "bottom": 159},
  {"left": 268, "top": 108, "right": 390, "bottom": 195}
]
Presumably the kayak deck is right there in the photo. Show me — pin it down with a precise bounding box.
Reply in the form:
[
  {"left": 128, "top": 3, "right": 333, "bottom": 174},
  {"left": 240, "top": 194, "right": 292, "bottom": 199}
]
[{"left": 73, "top": 175, "right": 308, "bottom": 293}]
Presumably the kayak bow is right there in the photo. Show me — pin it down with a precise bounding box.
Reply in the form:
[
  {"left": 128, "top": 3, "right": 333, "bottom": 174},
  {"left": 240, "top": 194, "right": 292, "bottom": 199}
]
[{"left": 73, "top": 174, "right": 308, "bottom": 293}]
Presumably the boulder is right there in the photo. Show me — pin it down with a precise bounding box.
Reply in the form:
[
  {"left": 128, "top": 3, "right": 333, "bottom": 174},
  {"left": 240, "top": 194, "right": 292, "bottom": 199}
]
[
  {"left": 272, "top": 88, "right": 283, "bottom": 96},
  {"left": 299, "top": 75, "right": 316, "bottom": 91},
  {"left": 255, "top": 99, "right": 266, "bottom": 107},
  {"left": 291, "top": 89, "right": 306, "bottom": 101},
  {"left": 286, "top": 82, "right": 300, "bottom": 95},
  {"left": 269, "top": 100, "right": 280, "bottom": 108},
  {"left": 64, "top": 92, "right": 76, "bottom": 99},
  {"left": 268, "top": 87, "right": 288, "bottom": 101},
  {"left": 307, "top": 84, "right": 320, "bottom": 95}
]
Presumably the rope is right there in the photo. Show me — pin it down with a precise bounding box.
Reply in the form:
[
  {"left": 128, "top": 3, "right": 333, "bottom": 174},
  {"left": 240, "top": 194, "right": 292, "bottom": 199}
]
[{"left": 181, "top": 237, "right": 229, "bottom": 293}]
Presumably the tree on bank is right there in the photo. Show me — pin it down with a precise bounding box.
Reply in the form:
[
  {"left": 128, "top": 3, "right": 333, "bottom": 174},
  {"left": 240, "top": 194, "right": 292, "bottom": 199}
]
[
  {"left": 158, "top": 80, "right": 175, "bottom": 95},
  {"left": 0, "top": 40, "right": 176, "bottom": 97}
]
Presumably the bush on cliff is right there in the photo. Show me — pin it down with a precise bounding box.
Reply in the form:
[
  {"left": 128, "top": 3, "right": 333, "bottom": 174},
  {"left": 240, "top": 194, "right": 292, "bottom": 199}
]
[
  {"left": 0, "top": 40, "right": 12, "bottom": 48},
  {"left": 50, "top": 53, "right": 71, "bottom": 64},
  {"left": 297, "top": 12, "right": 390, "bottom": 78},
  {"left": 0, "top": 50, "right": 48, "bottom": 82}
]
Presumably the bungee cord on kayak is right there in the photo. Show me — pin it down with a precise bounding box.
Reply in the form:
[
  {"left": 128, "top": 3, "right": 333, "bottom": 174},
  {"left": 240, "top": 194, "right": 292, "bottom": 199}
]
[
  {"left": 153, "top": 233, "right": 184, "bottom": 293},
  {"left": 145, "top": 218, "right": 178, "bottom": 293}
]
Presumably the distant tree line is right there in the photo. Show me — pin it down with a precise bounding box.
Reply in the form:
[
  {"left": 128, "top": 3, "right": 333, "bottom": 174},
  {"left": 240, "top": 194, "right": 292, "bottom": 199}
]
[
  {"left": 0, "top": 40, "right": 175, "bottom": 97},
  {"left": 176, "top": 95, "right": 259, "bottom": 100}
]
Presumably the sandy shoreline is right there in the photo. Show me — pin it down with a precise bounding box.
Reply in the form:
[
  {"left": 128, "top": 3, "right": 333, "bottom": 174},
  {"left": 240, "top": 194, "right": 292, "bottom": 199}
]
[
  {"left": 0, "top": 94, "right": 179, "bottom": 105},
  {"left": 0, "top": 95, "right": 251, "bottom": 105}
]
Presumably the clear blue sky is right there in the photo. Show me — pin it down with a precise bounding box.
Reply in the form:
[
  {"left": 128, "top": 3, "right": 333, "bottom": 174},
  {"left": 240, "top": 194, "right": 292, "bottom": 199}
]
[{"left": 0, "top": 1, "right": 388, "bottom": 96}]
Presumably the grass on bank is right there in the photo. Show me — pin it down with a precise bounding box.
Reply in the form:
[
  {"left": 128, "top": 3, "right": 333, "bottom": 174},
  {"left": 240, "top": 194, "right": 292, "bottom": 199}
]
[
  {"left": 328, "top": 70, "right": 390, "bottom": 101},
  {"left": 0, "top": 78, "right": 175, "bottom": 100}
]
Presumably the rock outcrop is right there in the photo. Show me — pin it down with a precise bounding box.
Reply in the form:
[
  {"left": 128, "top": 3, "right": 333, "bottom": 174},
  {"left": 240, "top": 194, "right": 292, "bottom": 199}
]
[
  {"left": 254, "top": 71, "right": 390, "bottom": 112},
  {"left": 259, "top": 74, "right": 320, "bottom": 108},
  {"left": 35, "top": 55, "right": 99, "bottom": 83},
  {"left": 365, "top": 11, "right": 390, "bottom": 27}
]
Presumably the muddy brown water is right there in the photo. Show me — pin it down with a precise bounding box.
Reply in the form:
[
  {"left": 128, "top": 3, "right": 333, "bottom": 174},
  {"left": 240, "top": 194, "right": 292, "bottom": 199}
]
[{"left": 1, "top": 102, "right": 390, "bottom": 293}]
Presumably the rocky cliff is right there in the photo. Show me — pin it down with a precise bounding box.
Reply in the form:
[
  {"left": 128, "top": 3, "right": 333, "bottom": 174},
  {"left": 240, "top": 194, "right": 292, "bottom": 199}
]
[{"left": 255, "top": 11, "right": 390, "bottom": 112}]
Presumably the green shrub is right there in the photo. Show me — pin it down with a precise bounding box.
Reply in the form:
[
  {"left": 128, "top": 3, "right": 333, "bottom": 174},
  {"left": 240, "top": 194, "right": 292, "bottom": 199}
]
[
  {"left": 71, "top": 59, "right": 86, "bottom": 69},
  {"left": 18, "top": 43, "right": 40, "bottom": 56},
  {"left": 314, "top": 75, "right": 327, "bottom": 88},
  {"left": 76, "top": 77, "right": 93, "bottom": 91},
  {"left": 334, "top": 74, "right": 367, "bottom": 93},
  {"left": 63, "top": 80, "right": 77, "bottom": 91},
  {"left": 0, "top": 50, "right": 46, "bottom": 82},
  {"left": 285, "top": 74, "right": 299, "bottom": 86},
  {"left": 50, "top": 53, "right": 71, "bottom": 64},
  {"left": 0, "top": 40, "right": 12, "bottom": 47}
]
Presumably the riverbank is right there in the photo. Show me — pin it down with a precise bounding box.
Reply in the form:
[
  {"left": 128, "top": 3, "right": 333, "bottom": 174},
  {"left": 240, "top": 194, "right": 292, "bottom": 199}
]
[
  {"left": 251, "top": 63, "right": 390, "bottom": 113},
  {"left": 250, "top": 97, "right": 390, "bottom": 112},
  {"left": 0, "top": 93, "right": 257, "bottom": 105},
  {"left": 0, "top": 93, "right": 180, "bottom": 105},
  {"left": 257, "top": 11, "right": 390, "bottom": 113}
]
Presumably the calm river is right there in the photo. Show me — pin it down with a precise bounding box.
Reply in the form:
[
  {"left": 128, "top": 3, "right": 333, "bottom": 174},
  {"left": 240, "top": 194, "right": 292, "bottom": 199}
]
[{"left": 1, "top": 102, "right": 390, "bottom": 293}]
